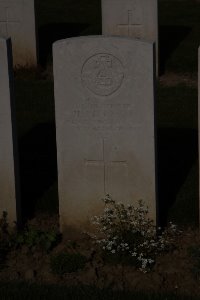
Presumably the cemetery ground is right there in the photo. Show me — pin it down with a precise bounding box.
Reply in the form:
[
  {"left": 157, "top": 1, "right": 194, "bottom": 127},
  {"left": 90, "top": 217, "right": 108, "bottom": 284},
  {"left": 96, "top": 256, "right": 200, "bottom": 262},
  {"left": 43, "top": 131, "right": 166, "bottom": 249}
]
[{"left": 1, "top": 0, "right": 200, "bottom": 298}]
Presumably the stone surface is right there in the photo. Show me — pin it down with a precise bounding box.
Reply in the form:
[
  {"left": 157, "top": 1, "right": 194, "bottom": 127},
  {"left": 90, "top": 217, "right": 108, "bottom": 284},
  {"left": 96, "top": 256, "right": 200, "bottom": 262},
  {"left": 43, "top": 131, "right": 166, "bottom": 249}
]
[
  {"left": 102, "top": 0, "right": 158, "bottom": 72},
  {"left": 198, "top": 47, "right": 200, "bottom": 222},
  {"left": 0, "top": 37, "right": 19, "bottom": 224},
  {"left": 53, "top": 36, "right": 157, "bottom": 233},
  {"left": 0, "top": 0, "right": 37, "bottom": 67}
]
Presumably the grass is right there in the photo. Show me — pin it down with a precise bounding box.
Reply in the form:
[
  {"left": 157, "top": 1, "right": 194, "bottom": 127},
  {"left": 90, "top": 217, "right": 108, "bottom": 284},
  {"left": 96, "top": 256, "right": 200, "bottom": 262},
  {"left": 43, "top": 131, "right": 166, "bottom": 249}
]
[
  {"left": 0, "top": 282, "right": 199, "bottom": 300},
  {"left": 15, "top": 75, "right": 54, "bottom": 137},
  {"left": 35, "top": 0, "right": 101, "bottom": 28},
  {"left": 159, "top": 0, "right": 200, "bottom": 73},
  {"left": 157, "top": 83, "right": 198, "bottom": 129}
]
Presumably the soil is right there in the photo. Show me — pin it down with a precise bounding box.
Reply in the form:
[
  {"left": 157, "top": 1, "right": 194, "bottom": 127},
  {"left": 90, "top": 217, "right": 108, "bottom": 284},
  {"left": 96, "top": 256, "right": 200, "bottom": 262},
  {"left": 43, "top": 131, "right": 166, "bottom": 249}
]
[
  {"left": 159, "top": 72, "right": 197, "bottom": 87},
  {"left": 1, "top": 214, "right": 200, "bottom": 297}
]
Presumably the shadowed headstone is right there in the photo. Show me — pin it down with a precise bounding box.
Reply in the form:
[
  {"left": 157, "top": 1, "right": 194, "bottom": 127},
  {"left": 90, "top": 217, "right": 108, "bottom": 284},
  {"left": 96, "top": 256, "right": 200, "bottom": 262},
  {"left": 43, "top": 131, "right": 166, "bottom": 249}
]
[
  {"left": 53, "top": 36, "right": 157, "bottom": 235},
  {"left": 0, "top": 37, "right": 20, "bottom": 225},
  {"left": 198, "top": 46, "right": 200, "bottom": 225},
  {"left": 0, "top": 0, "right": 37, "bottom": 67},
  {"left": 102, "top": 0, "right": 158, "bottom": 73}
]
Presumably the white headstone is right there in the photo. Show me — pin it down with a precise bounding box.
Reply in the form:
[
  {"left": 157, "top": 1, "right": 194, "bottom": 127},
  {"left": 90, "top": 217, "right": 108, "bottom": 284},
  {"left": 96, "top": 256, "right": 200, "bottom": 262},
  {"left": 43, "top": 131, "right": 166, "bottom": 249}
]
[
  {"left": 0, "top": 0, "right": 37, "bottom": 67},
  {"left": 53, "top": 36, "right": 157, "bottom": 234},
  {"left": 0, "top": 37, "right": 19, "bottom": 225},
  {"left": 198, "top": 46, "right": 200, "bottom": 225},
  {"left": 102, "top": 0, "right": 158, "bottom": 73}
]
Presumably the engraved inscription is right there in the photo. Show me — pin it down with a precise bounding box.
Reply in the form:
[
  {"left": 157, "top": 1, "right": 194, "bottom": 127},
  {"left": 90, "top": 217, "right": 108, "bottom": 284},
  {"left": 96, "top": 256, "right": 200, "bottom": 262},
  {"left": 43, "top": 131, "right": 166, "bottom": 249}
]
[
  {"left": 81, "top": 53, "right": 124, "bottom": 96},
  {"left": 117, "top": 10, "right": 143, "bottom": 38},
  {"left": 64, "top": 103, "right": 141, "bottom": 131},
  {"left": 85, "top": 139, "right": 128, "bottom": 194}
]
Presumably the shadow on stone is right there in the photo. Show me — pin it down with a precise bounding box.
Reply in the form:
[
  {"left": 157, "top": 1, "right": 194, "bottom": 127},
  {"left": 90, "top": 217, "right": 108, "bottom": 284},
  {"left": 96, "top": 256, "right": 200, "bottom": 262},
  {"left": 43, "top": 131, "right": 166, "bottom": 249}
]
[
  {"left": 18, "top": 124, "right": 198, "bottom": 227},
  {"left": 38, "top": 22, "right": 90, "bottom": 67},
  {"left": 159, "top": 25, "right": 192, "bottom": 75},
  {"left": 157, "top": 128, "right": 198, "bottom": 227},
  {"left": 18, "top": 122, "right": 58, "bottom": 223}
]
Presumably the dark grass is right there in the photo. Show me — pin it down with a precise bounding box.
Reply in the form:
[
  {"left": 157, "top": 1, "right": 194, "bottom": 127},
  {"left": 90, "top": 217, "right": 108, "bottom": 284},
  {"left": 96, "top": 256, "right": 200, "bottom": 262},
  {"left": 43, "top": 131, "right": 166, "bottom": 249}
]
[
  {"left": 157, "top": 128, "right": 198, "bottom": 227},
  {"left": 156, "top": 83, "right": 198, "bottom": 226},
  {"left": 0, "top": 282, "right": 199, "bottom": 300},
  {"left": 15, "top": 78, "right": 54, "bottom": 137},
  {"left": 35, "top": 0, "right": 101, "bottom": 66},
  {"left": 159, "top": 0, "right": 200, "bottom": 74},
  {"left": 35, "top": 0, "right": 101, "bottom": 27},
  {"left": 34, "top": 0, "right": 200, "bottom": 71},
  {"left": 156, "top": 83, "right": 198, "bottom": 129}
]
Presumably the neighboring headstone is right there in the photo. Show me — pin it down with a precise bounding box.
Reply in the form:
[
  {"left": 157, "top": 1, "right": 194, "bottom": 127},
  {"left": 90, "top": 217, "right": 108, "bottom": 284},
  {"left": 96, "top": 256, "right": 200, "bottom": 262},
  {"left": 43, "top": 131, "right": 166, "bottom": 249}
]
[
  {"left": 199, "top": 46, "right": 200, "bottom": 225},
  {"left": 0, "top": 37, "right": 20, "bottom": 225},
  {"left": 0, "top": 0, "right": 37, "bottom": 67},
  {"left": 102, "top": 0, "right": 158, "bottom": 73},
  {"left": 53, "top": 36, "right": 157, "bottom": 234}
]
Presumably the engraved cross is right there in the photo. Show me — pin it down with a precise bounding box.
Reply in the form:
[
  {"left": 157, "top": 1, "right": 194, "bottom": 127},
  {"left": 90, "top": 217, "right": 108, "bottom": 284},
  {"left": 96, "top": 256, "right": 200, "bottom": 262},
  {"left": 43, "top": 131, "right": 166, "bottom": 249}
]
[
  {"left": 85, "top": 139, "right": 127, "bottom": 195},
  {"left": 117, "top": 10, "right": 143, "bottom": 37},
  {"left": 0, "top": 7, "right": 20, "bottom": 36}
]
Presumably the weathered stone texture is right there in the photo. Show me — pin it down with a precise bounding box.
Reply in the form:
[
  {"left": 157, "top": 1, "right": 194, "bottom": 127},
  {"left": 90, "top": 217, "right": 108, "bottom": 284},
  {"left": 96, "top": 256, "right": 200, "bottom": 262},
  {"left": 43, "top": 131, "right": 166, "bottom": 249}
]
[{"left": 53, "top": 36, "right": 157, "bottom": 233}]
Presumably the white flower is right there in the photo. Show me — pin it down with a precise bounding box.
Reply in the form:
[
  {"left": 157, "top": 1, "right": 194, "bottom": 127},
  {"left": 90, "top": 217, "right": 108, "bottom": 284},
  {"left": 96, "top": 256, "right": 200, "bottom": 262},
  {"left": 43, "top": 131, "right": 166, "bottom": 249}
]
[
  {"left": 89, "top": 196, "right": 179, "bottom": 274},
  {"left": 139, "top": 266, "right": 148, "bottom": 273}
]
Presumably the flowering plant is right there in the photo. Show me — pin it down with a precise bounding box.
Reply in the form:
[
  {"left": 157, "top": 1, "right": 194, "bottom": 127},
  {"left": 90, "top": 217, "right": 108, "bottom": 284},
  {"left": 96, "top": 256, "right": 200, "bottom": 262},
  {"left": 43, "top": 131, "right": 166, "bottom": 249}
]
[{"left": 90, "top": 195, "right": 180, "bottom": 272}]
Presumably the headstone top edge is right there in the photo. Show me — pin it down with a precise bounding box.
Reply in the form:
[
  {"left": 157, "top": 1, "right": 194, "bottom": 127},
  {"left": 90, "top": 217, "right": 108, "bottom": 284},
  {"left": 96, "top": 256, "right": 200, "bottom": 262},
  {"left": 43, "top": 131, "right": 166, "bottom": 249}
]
[
  {"left": 53, "top": 35, "right": 155, "bottom": 48},
  {"left": 0, "top": 37, "right": 11, "bottom": 43}
]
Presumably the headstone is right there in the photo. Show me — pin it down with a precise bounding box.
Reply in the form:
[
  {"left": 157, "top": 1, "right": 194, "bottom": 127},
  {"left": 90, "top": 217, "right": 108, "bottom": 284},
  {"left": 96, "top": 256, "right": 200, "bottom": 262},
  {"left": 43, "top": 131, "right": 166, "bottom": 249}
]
[
  {"left": 199, "top": 46, "right": 200, "bottom": 224},
  {"left": 102, "top": 0, "right": 158, "bottom": 73},
  {"left": 0, "top": 0, "right": 37, "bottom": 67},
  {"left": 53, "top": 36, "right": 157, "bottom": 234},
  {"left": 0, "top": 37, "right": 20, "bottom": 225}
]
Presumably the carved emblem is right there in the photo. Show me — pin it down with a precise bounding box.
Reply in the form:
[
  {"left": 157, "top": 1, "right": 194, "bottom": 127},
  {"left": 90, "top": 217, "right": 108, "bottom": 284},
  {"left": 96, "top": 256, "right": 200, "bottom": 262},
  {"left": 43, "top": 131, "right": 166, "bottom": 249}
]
[{"left": 81, "top": 53, "right": 124, "bottom": 96}]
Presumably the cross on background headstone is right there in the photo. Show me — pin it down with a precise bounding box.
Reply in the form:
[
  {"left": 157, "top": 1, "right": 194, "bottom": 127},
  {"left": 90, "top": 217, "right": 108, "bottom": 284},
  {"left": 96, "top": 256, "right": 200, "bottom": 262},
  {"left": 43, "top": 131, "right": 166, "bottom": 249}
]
[
  {"left": 117, "top": 10, "right": 143, "bottom": 37},
  {"left": 85, "top": 139, "right": 128, "bottom": 195},
  {"left": 0, "top": 0, "right": 37, "bottom": 67},
  {"left": 0, "top": 6, "right": 20, "bottom": 36},
  {"left": 102, "top": 0, "right": 158, "bottom": 74}
]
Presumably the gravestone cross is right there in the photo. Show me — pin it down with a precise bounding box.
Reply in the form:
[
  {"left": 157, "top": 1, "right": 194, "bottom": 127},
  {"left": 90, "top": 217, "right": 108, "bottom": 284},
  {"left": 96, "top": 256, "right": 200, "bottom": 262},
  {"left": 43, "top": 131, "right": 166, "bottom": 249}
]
[
  {"left": 85, "top": 139, "right": 127, "bottom": 195},
  {"left": 0, "top": 0, "right": 37, "bottom": 67},
  {"left": 0, "top": 6, "right": 20, "bottom": 36},
  {"left": 117, "top": 9, "right": 143, "bottom": 37},
  {"left": 102, "top": 0, "right": 158, "bottom": 74}
]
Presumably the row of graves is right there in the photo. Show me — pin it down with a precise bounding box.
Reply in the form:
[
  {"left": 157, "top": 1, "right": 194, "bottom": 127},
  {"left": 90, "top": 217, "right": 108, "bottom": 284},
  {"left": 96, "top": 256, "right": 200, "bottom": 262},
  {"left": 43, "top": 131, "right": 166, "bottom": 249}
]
[
  {"left": 0, "top": 0, "right": 198, "bottom": 235},
  {"left": 0, "top": 0, "right": 158, "bottom": 67}
]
